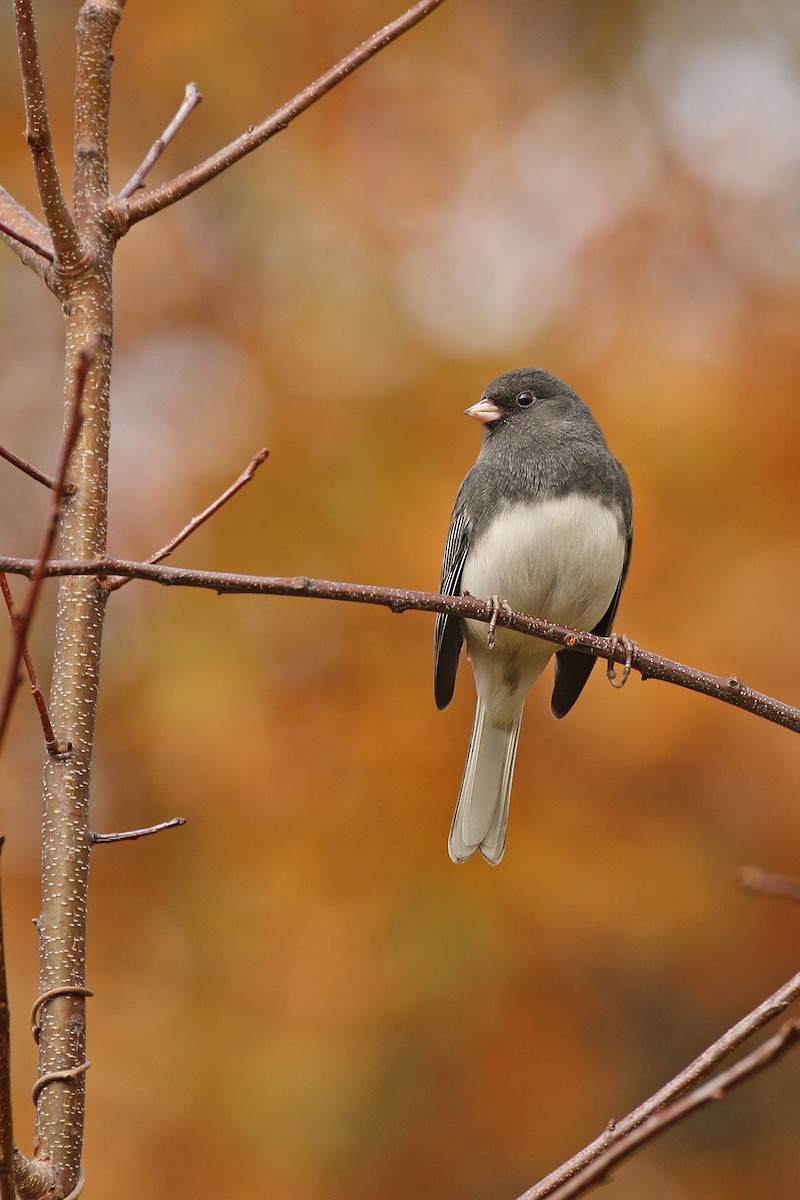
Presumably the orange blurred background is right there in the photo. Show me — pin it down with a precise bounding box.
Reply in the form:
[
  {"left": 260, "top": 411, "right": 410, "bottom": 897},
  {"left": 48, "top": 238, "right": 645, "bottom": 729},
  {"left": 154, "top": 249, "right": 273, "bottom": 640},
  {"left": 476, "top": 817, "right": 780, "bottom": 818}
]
[{"left": 1, "top": 1, "right": 800, "bottom": 1196}]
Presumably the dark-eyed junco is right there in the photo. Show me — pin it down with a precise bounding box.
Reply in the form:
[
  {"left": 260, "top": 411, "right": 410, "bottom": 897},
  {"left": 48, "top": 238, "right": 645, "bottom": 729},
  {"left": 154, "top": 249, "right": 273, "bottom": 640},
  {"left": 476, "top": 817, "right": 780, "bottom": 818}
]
[{"left": 434, "top": 368, "right": 632, "bottom": 865}]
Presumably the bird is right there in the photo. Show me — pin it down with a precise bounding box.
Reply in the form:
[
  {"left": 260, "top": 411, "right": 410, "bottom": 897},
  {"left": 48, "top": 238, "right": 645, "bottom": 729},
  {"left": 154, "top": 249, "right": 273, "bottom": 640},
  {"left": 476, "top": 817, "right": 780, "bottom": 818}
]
[{"left": 434, "top": 368, "right": 632, "bottom": 865}]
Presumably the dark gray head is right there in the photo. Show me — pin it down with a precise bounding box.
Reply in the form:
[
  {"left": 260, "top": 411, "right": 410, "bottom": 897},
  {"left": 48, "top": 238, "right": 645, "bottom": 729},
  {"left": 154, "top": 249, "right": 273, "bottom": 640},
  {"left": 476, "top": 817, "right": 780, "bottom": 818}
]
[{"left": 466, "top": 368, "right": 599, "bottom": 443}]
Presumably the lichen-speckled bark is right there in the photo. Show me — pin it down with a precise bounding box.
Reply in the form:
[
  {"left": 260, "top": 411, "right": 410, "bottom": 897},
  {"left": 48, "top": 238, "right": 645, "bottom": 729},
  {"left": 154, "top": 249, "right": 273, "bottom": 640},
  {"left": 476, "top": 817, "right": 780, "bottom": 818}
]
[
  {"left": 34, "top": 4, "right": 123, "bottom": 1191},
  {"left": 35, "top": 262, "right": 112, "bottom": 1194}
]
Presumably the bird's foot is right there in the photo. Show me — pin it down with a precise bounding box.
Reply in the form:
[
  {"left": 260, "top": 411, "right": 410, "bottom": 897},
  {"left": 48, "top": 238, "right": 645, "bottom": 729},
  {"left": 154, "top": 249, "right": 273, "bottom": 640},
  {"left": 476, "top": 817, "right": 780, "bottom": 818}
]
[
  {"left": 486, "top": 596, "right": 512, "bottom": 649},
  {"left": 607, "top": 633, "right": 636, "bottom": 688}
]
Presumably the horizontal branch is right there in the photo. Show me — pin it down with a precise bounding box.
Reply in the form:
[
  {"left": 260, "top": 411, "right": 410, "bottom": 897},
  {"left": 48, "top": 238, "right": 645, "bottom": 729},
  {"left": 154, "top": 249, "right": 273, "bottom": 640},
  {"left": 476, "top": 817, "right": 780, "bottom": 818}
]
[
  {"left": 0, "top": 557, "right": 797, "bottom": 734},
  {"left": 90, "top": 818, "right": 185, "bottom": 845},
  {"left": 121, "top": 0, "right": 445, "bottom": 226}
]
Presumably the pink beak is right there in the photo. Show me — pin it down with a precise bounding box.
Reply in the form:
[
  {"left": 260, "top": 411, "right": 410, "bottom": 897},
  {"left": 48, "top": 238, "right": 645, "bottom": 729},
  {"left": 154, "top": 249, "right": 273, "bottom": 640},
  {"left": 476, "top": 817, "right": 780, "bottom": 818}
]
[{"left": 464, "top": 397, "right": 502, "bottom": 424}]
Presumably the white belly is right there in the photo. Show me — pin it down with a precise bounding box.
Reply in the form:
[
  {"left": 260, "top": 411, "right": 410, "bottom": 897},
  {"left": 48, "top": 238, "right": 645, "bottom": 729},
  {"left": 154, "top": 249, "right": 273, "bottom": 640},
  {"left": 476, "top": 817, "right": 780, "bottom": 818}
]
[{"left": 461, "top": 494, "right": 625, "bottom": 722}]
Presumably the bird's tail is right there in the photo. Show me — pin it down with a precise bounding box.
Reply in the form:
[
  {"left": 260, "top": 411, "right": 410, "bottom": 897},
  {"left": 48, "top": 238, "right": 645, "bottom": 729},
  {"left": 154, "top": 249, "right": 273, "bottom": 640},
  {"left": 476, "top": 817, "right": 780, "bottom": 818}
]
[{"left": 448, "top": 701, "right": 522, "bottom": 865}]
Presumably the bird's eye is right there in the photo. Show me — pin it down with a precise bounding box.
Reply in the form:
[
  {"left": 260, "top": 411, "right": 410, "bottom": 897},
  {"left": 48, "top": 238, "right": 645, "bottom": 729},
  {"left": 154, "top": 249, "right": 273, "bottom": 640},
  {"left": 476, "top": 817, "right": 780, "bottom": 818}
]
[{"left": 516, "top": 391, "right": 535, "bottom": 408}]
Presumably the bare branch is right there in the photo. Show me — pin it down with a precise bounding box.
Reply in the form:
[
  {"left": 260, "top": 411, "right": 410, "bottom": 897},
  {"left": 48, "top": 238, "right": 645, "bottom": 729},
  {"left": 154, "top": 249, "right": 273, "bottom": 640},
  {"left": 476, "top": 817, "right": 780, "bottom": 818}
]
[
  {"left": 91, "top": 817, "right": 186, "bottom": 844},
  {"left": 0, "top": 840, "right": 15, "bottom": 1200},
  {"left": 519, "top": 969, "right": 800, "bottom": 1200},
  {"left": 13, "top": 1148, "right": 55, "bottom": 1200},
  {"left": 119, "top": 82, "right": 203, "bottom": 198},
  {"left": 0, "top": 218, "right": 54, "bottom": 263},
  {"left": 105, "top": 446, "right": 269, "bottom": 592},
  {"left": 0, "top": 575, "right": 61, "bottom": 753},
  {"left": 0, "top": 185, "right": 55, "bottom": 282},
  {"left": 546, "top": 1019, "right": 800, "bottom": 1200},
  {"left": 0, "top": 443, "right": 60, "bottom": 491},
  {"left": 738, "top": 865, "right": 800, "bottom": 904},
  {"left": 0, "top": 338, "right": 98, "bottom": 754},
  {"left": 122, "top": 0, "right": 446, "bottom": 227},
  {"left": 12, "top": 0, "right": 83, "bottom": 267},
  {"left": 0, "top": 555, "right": 798, "bottom": 736}
]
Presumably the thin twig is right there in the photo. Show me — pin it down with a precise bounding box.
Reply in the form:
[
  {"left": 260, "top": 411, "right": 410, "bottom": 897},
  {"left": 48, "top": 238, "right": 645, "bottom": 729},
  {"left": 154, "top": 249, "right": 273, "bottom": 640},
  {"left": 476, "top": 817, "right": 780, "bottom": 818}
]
[
  {"left": 0, "top": 556, "right": 798, "bottom": 737},
  {"left": 0, "top": 338, "right": 98, "bottom": 754},
  {"left": 546, "top": 1019, "right": 800, "bottom": 1200},
  {"left": 518, "top": 969, "right": 800, "bottom": 1199},
  {"left": 122, "top": 0, "right": 445, "bottom": 226},
  {"left": 0, "top": 840, "right": 15, "bottom": 1200},
  {"left": 90, "top": 817, "right": 186, "bottom": 845},
  {"left": 105, "top": 446, "right": 269, "bottom": 592},
  {"left": 0, "top": 444, "right": 59, "bottom": 491},
  {"left": 12, "top": 0, "right": 82, "bottom": 267},
  {"left": 119, "top": 82, "right": 203, "bottom": 198},
  {"left": 0, "top": 575, "right": 60, "bottom": 752},
  {"left": 0, "top": 218, "right": 54, "bottom": 263},
  {"left": 0, "top": 186, "right": 54, "bottom": 281},
  {"left": 738, "top": 866, "right": 800, "bottom": 904}
]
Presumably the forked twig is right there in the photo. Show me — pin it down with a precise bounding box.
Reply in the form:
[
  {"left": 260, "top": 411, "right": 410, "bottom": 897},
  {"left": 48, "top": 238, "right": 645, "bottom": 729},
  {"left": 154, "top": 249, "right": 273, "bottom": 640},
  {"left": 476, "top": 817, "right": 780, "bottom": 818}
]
[
  {"left": 119, "top": 82, "right": 203, "bottom": 198},
  {"left": 104, "top": 446, "right": 269, "bottom": 591},
  {"left": 0, "top": 338, "right": 99, "bottom": 753},
  {"left": 546, "top": 1019, "right": 800, "bottom": 1200},
  {"left": 519, "top": 968, "right": 800, "bottom": 1199},
  {"left": 123, "top": 0, "right": 446, "bottom": 226}
]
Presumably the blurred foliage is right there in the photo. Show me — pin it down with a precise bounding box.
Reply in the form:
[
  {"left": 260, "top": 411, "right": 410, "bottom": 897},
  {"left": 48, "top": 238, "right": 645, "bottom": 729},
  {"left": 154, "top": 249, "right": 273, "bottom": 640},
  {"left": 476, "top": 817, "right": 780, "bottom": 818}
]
[{"left": 1, "top": 0, "right": 800, "bottom": 1196}]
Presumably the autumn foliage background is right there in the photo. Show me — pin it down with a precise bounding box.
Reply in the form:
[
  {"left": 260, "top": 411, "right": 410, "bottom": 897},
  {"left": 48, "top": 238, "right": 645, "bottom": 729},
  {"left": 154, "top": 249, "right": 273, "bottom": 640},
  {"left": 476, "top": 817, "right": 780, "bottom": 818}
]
[{"left": 1, "top": 1, "right": 800, "bottom": 1197}]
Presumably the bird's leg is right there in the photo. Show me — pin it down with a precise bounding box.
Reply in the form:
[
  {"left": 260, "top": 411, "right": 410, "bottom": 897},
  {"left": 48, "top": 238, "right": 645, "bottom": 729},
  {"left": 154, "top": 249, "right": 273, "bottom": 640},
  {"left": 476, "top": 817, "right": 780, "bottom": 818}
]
[
  {"left": 486, "top": 596, "right": 512, "bottom": 650},
  {"left": 607, "top": 632, "right": 636, "bottom": 688}
]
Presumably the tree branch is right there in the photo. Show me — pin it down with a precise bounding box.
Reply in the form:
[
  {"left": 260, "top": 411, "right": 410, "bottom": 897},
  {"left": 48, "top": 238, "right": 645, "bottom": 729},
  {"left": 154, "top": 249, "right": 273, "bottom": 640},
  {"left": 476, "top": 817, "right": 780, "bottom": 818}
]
[
  {"left": 104, "top": 446, "right": 269, "bottom": 592},
  {"left": 12, "top": 0, "right": 83, "bottom": 268},
  {"left": 0, "top": 575, "right": 60, "bottom": 753},
  {"left": 0, "top": 557, "right": 797, "bottom": 735},
  {"left": 0, "top": 342, "right": 96, "bottom": 755},
  {"left": 0, "top": 186, "right": 55, "bottom": 282},
  {"left": 545, "top": 1018, "right": 800, "bottom": 1200},
  {"left": 119, "top": 82, "right": 203, "bottom": 198},
  {"left": 0, "top": 218, "right": 54, "bottom": 264},
  {"left": 0, "top": 443, "right": 61, "bottom": 491},
  {"left": 90, "top": 817, "right": 185, "bottom": 845},
  {"left": 519, "top": 969, "right": 800, "bottom": 1199},
  {"left": 738, "top": 865, "right": 800, "bottom": 904},
  {"left": 120, "top": 0, "right": 445, "bottom": 228}
]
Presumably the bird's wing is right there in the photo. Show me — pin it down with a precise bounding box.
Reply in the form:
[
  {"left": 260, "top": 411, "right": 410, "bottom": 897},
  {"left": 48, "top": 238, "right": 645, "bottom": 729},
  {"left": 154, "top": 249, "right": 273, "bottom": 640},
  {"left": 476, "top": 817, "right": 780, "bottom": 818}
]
[
  {"left": 434, "top": 506, "right": 471, "bottom": 711},
  {"left": 550, "top": 523, "right": 633, "bottom": 720}
]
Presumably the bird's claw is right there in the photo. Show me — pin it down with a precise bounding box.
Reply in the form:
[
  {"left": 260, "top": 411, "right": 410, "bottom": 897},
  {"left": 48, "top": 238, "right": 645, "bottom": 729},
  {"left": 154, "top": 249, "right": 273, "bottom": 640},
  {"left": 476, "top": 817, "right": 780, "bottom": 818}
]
[
  {"left": 607, "top": 633, "right": 636, "bottom": 689},
  {"left": 486, "top": 596, "right": 511, "bottom": 649}
]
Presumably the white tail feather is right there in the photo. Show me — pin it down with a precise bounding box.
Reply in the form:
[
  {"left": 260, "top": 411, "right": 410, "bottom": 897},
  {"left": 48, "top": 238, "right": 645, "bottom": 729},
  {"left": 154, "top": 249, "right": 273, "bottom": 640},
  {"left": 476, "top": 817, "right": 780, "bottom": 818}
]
[{"left": 448, "top": 702, "right": 522, "bottom": 865}]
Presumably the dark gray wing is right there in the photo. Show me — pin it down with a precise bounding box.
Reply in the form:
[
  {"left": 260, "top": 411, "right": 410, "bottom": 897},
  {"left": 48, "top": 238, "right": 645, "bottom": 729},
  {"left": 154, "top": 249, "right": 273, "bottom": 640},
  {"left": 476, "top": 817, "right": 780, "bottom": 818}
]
[
  {"left": 550, "top": 523, "right": 633, "bottom": 720},
  {"left": 433, "top": 505, "right": 471, "bottom": 710}
]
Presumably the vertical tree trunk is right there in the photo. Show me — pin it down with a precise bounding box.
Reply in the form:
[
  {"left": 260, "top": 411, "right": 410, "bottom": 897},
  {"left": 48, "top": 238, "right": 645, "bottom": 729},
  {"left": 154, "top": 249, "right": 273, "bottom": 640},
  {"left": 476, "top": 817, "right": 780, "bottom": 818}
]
[
  {"left": 35, "top": 264, "right": 112, "bottom": 1194},
  {"left": 34, "top": 4, "right": 121, "bottom": 1188}
]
